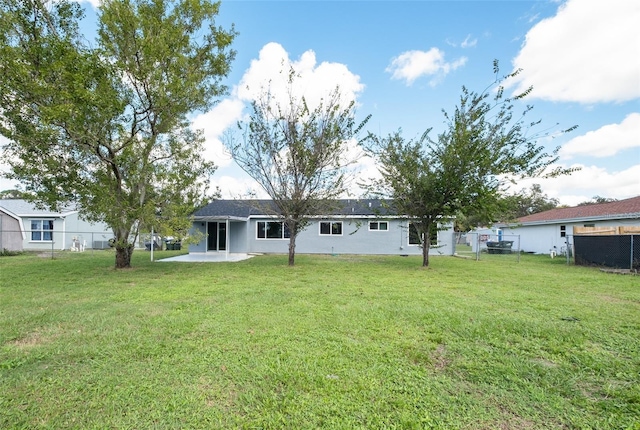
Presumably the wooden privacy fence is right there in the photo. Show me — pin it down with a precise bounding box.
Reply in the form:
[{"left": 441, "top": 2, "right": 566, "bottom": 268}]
[
  {"left": 572, "top": 226, "right": 640, "bottom": 270},
  {"left": 573, "top": 226, "right": 640, "bottom": 236}
]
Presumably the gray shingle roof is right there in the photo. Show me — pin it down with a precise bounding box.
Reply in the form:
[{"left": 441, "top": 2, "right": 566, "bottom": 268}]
[
  {"left": 0, "top": 199, "right": 78, "bottom": 217},
  {"left": 193, "top": 199, "right": 396, "bottom": 219}
]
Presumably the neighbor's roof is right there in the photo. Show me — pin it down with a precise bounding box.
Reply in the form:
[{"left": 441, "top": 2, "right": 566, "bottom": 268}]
[
  {"left": 193, "top": 199, "right": 396, "bottom": 220},
  {"left": 0, "top": 199, "right": 78, "bottom": 217},
  {"left": 516, "top": 195, "right": 640, "bottom": 224}
]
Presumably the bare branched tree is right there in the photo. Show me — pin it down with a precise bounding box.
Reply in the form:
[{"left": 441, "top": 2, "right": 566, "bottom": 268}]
[{"left": 226, "top": 70, "right": 370, "bottom": 265}]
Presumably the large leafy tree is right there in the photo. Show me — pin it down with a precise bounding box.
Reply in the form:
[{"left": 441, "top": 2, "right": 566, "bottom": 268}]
[
  {"left": 501, "top": 184, "right": 559, "bottom": 220},
  {"left": 367, "top": 63, "right": 576, "bottom": 267},
  {"left": 226, "top": 71, "right": 370, "bottom": 266},
  {"left": 456, "top": 183, "right": 560, "bottom": 231},
  {"left": 0, "top": 0, "right": 235, "bottom": 268}
]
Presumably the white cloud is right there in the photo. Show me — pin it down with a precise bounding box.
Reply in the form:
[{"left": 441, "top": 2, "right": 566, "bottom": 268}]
[
  {"left": 236, "top": 42, "right": 365, "bottom": 112},
  {"left": 509, "top": 0, "right": 640, "bottom": 103},
  {"left": 513, "top": 163, "right": 640, "bottom": 206},
  {"left": 0, "top": 135, "right": 20, "bottom": 192},
  {"left": 460, "top": 35, "right": 477, "bottom": 48},
  {"left": 212, "top": 175, "right": 269, "bottom": 200},
  {"left": 204, "top": 42, "right": 367, "bottom": 198},
  {"left": 386, "top": 48, "right": 467, "bottom": 86},
  {"left": 71, "top": 0, "right": 101, "bottom": 8},
  {"left": 191, "top": 98, "right": 244, "bottom": 168},
  {"left": 559, "top": 113, "right": 640, "bottom": 159}
]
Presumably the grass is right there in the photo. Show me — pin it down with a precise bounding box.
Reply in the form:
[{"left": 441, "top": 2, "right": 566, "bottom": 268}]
[{"left": 1, "top": 251, "right": 638, "bottom": 429}]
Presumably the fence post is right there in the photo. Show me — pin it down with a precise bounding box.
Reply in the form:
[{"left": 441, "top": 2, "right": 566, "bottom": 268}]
[
  {"left": 630, "top": 235, "right": 634, "bottom": 271},
  {"left": 51, "top": 238, "right": 55, "bottom": 259}
]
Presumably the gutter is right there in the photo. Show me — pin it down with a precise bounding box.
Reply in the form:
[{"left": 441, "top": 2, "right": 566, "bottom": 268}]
[{"left": 511, "top": 212, "right": 640, "bottom": 227}]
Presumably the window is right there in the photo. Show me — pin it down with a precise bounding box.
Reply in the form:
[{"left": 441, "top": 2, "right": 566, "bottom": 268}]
[
  {"left": 369, "top": 221, "right": 388, "bottom": 231},
  {"left": 257, "top": 221, "right": 290, "bottom": 239},
  {"left": 408, "top": 223, "right": 437, "bottom": 246},
  {"left": 319, "top": 221, "right": 342, "bottom": 236},
  {"left": 560, "top": 225, "right": 566, "bottom": 238},
  {"left": 31, "top": 219, "right": 54, "bottom": 241}
]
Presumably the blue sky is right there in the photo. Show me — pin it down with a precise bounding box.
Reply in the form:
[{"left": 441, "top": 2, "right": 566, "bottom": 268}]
[{"left": 2, "top": 0, "right": 639, "bottom": 206}]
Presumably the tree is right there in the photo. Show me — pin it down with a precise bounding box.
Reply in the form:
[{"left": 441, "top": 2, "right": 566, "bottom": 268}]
[
  {"left": 578, "top": 196, "right": 617, "bottom": 206},
  {"left": 367, "top": 62, "right": 576, "bottom": 267},
  {"left": 0, "top": 189, "right": 30, "bottom": 199},
  {"left": 501, "top": 184, "right": 559, "bottom": 220},
  {"left": 225, "top": 71, "right": 370, "bottom": 266},
  {"left": 0, "top": 0, "right": 235, "bottom": 268}
]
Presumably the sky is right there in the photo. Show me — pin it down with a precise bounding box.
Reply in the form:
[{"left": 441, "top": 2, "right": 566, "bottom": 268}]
[{"left": 1, "top": 0, "right": 639, "bottom": 206}]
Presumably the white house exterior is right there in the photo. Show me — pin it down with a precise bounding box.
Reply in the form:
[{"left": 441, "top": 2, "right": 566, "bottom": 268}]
[
  {"left": 189, "top": 199, "right": 455, "bottom": 257},
  {"left": 501, "top": 196, "right": 640, "bottom": 255},
  {"left": 0, "top": 199, "right": 111, "bottom": 252}
]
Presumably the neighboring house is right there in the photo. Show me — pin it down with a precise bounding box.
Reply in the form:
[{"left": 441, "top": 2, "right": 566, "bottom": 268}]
[
  {"left": 0, "top": 199, "right": 111, "bottom": 252},
  {"left": 189, "top": 199, "right": 455, "bottom": 257},
  {"left": 501, "top": 195, "right": 640, "bottom": 255}
]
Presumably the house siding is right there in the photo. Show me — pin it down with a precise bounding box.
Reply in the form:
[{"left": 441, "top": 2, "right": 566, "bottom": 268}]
[
  {"left": 189, "top": 218, "right": 454, "bottom": 256},
  {"left": 505, "top": 218, "right": 640, "bottom": 255},
  {"left": 0, "top": 200, "right": 111, "bottom": 252},
  {"left": 22, "top": 214, "right": 111, "bottom": 251},
  {"left": 189, "top": 222, "right": 207, "bottom": 252},
  {"left": 188, "top": 199, "right": 455, "bottom": 257},
  {"left": 230, "top": 222, "right": 247, "bottom": 252},
  {"left": 0, "top": 210, "right": 23, "bottom": 251}
]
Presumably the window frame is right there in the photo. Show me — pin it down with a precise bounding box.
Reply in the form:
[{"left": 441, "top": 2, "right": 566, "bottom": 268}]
[
  {"left": 368, "top": 221, "right": 389, "bottom": 232},
  {"left": 560, "top": 225, "right": 566, "bottom": 238},
  {"left": 408, "top": 222, "right": 438, "bottom": 246},
  {"left": 319, "top": 221, "right": 343, "bottom": 236},
  {"left": 30, "top": 219, "right": 54, "bottom": 242},
  {"left": 256, "top": 221, "right": 290, "bottom": 240}
]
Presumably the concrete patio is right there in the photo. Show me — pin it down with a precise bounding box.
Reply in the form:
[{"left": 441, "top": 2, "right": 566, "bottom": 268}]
[{"left": 156, "top": 252, "right": 255, "bottom": 263}]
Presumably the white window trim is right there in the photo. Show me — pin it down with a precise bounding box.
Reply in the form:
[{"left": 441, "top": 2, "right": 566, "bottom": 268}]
[
  {"left": 256, "top": 221, "right": 290, "bottom": 240},
  {"left": 319, "top": 221, "right": 343, "bottom": 236},
  {"left": 30, "top": 219, "right": 54, "bottom": 242},
  {"left": 368, "top": 221, "right": 389, "bottom": 232},
  {"left": 408, "top": 222, "right": 439, "bottom": 247}
]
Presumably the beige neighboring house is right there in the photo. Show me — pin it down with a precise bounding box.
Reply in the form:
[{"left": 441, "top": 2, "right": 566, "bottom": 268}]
[
  {"left": 502, "top": 195, "right": 640, "bottom": 255},
  {"left": 0, "top": 199, "right": 111, "bottom": 252}
]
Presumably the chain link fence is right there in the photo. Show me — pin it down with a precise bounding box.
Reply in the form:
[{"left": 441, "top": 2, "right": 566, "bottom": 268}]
[
  {"left": 0, "top": 229, "right": 179, "bottom": 259},
  {"left": 572, "top": 234, "right": 639, "bottom": 271},
  {"left": 454, "top": 232, "right": 521, "bottom": 262}
]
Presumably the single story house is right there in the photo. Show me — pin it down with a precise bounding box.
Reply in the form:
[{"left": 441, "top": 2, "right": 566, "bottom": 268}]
[
  {"left": 0, "top": 199, "right": 111, "bottom": 252},
  {"left": 500, "top": 195, "right": 640, "bottom": 255},
  {"left": 189, "top": 199, "right": 455, "bottom": 257}
]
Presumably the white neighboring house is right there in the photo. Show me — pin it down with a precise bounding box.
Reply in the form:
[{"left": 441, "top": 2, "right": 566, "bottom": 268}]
[
  {"left": 500, "top": 196, "right": 640, "bottom": 255},
  {"left": 0, "top": 199, "right": 111, "bottom": 252}
]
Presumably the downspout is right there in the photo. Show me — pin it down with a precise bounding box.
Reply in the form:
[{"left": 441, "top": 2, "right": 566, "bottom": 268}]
[
  {"left": 60, "top": 216, "right": 66, "bottom": 250},
  {"left": 226, "top": 218, "right": 229, "bottom": 260}
]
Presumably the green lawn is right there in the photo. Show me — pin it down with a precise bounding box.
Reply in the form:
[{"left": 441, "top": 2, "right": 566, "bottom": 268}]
[{"left": 1, "top": 252, "right": 638, "bottom": 429}]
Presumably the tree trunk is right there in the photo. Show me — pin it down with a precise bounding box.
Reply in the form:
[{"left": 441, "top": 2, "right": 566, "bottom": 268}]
[
  {"left": 422, "top": 239, "right": 430, "bottom": 267},
  {"left": 115, "top": 243, "right": 134, "bottom": 268},
  {"left": 112, "top": 226, "right": 134, "bottom": 268},
  {"left": 288, "top": 233, "right": 297, "bottom": 266},
  {"left": 422, "top": 222, "right": 431, "bottom": 267},
  {"left": 286, "top": 220, "right": 299, "bottom": 266}
]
